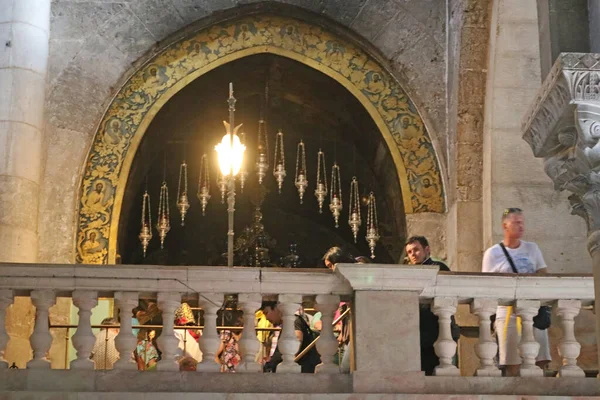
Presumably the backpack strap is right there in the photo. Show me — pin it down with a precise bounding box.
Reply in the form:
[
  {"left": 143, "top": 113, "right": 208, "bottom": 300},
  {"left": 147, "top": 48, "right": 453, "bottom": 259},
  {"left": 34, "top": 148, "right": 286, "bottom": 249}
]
[{"left": 499, "top": 242, "right": 519, "bottom": 274}]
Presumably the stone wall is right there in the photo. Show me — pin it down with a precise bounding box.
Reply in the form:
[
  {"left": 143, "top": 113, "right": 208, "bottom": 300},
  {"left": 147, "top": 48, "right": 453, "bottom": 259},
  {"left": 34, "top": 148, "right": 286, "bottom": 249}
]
[
  {"left": 483, "top": 0, "right": 589, "bottom": 273},
  {"left": 39, "top": 0, "right": 449, "bottom": 265}
]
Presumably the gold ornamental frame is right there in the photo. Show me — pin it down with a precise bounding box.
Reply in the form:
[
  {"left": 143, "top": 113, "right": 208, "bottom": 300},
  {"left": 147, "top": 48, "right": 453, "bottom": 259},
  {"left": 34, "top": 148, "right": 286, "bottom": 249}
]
[{"left": 76, "top": 14, "right": 445, "bottom": 264}]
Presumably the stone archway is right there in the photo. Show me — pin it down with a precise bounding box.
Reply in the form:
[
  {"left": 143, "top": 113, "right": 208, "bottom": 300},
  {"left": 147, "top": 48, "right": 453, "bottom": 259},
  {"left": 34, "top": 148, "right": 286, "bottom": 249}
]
[{"left": 76, "top": 14, "right": 445, "bottom": 264}]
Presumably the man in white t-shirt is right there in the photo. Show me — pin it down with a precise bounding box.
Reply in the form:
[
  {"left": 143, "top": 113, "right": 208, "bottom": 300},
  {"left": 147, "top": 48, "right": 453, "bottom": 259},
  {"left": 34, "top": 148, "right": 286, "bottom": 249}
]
[{"left": 482, "top": 208, "right": 550, "bottom": 376}]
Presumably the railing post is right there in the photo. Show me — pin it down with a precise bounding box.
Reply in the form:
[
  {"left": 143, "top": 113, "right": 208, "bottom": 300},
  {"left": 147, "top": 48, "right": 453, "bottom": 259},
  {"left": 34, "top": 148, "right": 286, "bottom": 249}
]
[
  {"left": 156, "top": 292, "right": 182, "bottom": 371},
  {"left": 114, "top": 291, "right": 139, "bottom": 370},
  {"left": 515, "top": 300, "right": 543, "bottom": 377},
  {"left": 470, "top": 298, "right": 501, "bottom": 376},
  {"left": 71, "top": 290, "right": 98, "bottom": 369},
  {"left": 315, "top": 294, "right": 340, "bottom": 373},
  {"left": 28, "top": 290, "right": 56, "bottom": 369},
  {"left": 197, "top": 293, "right": 222, "bottom": 372},
  {"left": 237, "top": 293, "right": 262, "bottom": 372},
  {"left": 556, "top": 299, "right": 585, "bottom": 377},
  {"left": 276, "top": 294, "right": 302, "bottom": 373},
  {"left": 0, "top": 290, "right": 13, "bottom": 369},
  {"left": 432, "top": 297, "right": 459, "bottom": 376}
]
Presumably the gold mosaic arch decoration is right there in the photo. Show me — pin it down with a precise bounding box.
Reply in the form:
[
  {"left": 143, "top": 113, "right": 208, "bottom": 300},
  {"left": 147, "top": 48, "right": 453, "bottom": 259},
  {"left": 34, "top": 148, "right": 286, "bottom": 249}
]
[{"left": 76, "top": 14, "right": 445, "bottom": 264}]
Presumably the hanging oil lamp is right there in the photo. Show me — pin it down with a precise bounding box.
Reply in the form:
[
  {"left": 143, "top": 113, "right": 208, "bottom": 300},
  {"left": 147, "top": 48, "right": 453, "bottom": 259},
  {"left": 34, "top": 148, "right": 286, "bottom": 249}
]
[
  {"left": 294, "top": 140, "right": 308, "bottom": 204},
  {"left": 314, "top": 149, "right": 328, "bottom": 213},
  {"left": 348, "top": 177, "right": 361, "bottom": 242},
  {"left": 139, "top": 190, "right": 152, "bottom": 257},
  {"left": 239, "top": 132, "right": 248, "bottom": 192},
  {"left": 329, "top": 163, "right": 342, "bottom": 228},
  {"left": 156, "top": 181, "right": 170, "bottom": 249},
  {"left": 365, "top": 192, "right": 380, "bottom": 259},
  {"left": 176, "top": 160, "right": 190, "bottom": 226},
  {"left": 273, "top": 129, "right": 286, "bottom": 193},
  {"left": 197, "top": 154, "right": 211, "bottom": 216},
  {"left": 217, "top": 172, "right": 227, "bottom": 203},
  {"left": 256, "top": 119, "right": 269, "bottom": 185}
]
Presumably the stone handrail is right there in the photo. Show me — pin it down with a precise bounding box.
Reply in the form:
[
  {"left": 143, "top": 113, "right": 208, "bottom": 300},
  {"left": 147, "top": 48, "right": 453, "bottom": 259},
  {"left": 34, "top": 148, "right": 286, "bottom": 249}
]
[{"left": 0, "top": 263, "right": 597, "bottom": 396}]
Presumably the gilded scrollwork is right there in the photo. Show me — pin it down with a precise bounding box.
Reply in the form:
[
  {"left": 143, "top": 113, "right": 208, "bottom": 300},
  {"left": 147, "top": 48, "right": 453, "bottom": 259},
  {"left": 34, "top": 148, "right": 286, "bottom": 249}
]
[{"left": 76, "top": 14, "right": 445, "bottom": 264}]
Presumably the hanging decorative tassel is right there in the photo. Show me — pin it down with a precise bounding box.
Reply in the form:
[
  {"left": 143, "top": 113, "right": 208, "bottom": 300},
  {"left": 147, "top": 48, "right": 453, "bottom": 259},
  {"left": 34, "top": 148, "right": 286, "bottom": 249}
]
[
  {"left": 256, "top": 119, "right": 269, "bottom": 185},
  {"left": 139, "top": 190, "right": 152, "bottom": 257},
  {"left": 217, "top": 171, "right": 227, "bottom": 204},
  {"left": 329, "top": 163, "right": 342, "bottom": 228},
  {"left": 273, "top": 129, "right": 286, "bottom": 193},
  {"left": 348, "top": 177, "right": 361, "bottom": 242},
  {"left": 314, "top": 149, "right": 328, "bottom": 214},
  {"left": 176, "top": 161, "right": 190, "bottom": 226},
  {"left": 239, "top": 132, "right": 248, "bottom": 192},
  {"left": 366, "top": 192, "right": 380, "bottom": 259},
  {"left": 294, "top": 140, "right": 308, "bottom": 204},
  {"left": 156, "top": 182, "right": 170, "bottom": 249},
  {"left": 197, "top": 154, "right": 211, "bottom": 216}
]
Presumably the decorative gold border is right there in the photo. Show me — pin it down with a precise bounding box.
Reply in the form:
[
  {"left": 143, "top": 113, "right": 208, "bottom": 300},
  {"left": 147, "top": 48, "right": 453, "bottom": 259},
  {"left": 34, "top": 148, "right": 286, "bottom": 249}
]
[{"left": 76, "top": 14, "right": 445, "bottom": 264}]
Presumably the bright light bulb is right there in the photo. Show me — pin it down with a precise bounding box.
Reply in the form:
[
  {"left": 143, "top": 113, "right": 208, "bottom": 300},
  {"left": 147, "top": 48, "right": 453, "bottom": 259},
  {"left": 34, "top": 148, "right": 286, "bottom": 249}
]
[{"left": 215, "top": 133, "right": 246, "bottom": 176}]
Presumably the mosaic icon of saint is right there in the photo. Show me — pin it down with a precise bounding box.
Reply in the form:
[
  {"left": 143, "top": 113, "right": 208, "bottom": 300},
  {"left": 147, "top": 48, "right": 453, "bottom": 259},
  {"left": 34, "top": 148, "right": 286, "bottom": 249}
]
[{"left": 86, "top": 182, "right": 106, "bottom": 211}]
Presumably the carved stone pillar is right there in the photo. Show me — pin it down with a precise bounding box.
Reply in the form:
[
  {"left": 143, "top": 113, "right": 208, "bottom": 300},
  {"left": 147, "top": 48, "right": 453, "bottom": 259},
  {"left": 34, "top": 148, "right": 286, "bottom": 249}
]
[
  {"left": 523, "top": 53, "right": 600, "bottom": 376},
  {"left": 237, "top": 293, "right": 262, "bottom": 373},
  {"left": 515, "top": 300, "right": 543, "bottom": 377},
  {"left": 470, "top": 298, "right": 501, "bottom": 376},
  {"left": 556, "top": 299, "right": 585, "bottom": 377},
  {"left": 156, "top": 292, "right": 181, "bottom": 371},
  {"left": 70, "top": 290, "right": 98, "bottom": 369},
  {"left": 0, "top": 290, "right": 13, "bottom": 368},
  {"left": 28, "top": 290, "right": 56, "bottom": 369},
  {"left": 432, "top": 297, "right": 459, "bottom": 376},
  {"left": 315, "top": 294, "right": 340, "bottom": 373},
  {"left": 276, "top": 294, "right": 302, "bottom": 373},
  {"left": 197, "top": 293, "right": 222, "bottom": 372},
  {"left": 113, "top": 291, "right": 138, "bottom": 370}
]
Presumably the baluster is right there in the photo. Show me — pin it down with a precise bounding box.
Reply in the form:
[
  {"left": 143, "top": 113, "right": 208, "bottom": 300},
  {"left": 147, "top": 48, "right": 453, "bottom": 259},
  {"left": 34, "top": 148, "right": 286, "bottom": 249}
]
[
  {"left": 315, "top": 294, "right": 340, "bottom": 373},
  {"left": 432, "top": 297, "right": 459, "bottom": 376},
  {"left": 156, "top": 292, "right": 181, "bottom": 371},
  {"left": 556, "top": 299, "right": 585, "bottom": 377},
  {"left": 471, "top": 298, "right": 501, "bottom": 376},
  {"left": 71, "top": 290, "right": 98, "bottom": 369},
  {"left": 515, "top": 300, "right": 543, "bottom": 377},
  {"left": 238, "top": 293, "right": 262, "bottom": 372},
  {"left": 28, "top": 290, "right": 56, "bottom": 369},
  {"left": 197, "top": 293, "right": 222, "bottom": 372},
  {"left": 276, "top": 294, "right": 302, "bottom": 373},
  {"left": 114, "top": 292, "right": 139, "bottom": 370},
  {"left": 0, "top": 290, "right": 13, "bottom": 369}
]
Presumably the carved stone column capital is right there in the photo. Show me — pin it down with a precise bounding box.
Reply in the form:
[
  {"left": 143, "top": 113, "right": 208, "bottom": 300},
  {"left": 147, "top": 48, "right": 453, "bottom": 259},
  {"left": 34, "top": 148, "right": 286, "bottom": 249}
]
[{"left": 523, "top": 52, "right": 600, "bottom": 376}]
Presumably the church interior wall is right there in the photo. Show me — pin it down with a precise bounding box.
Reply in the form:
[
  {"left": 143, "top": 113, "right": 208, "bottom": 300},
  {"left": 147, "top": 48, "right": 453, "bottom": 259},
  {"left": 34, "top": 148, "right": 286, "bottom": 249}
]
[
  {"left": 483, "top": 0, "right": 589, "bottom": 274},
  {"left": 38, "top": 0, "right": 449, "bottom": 266}
]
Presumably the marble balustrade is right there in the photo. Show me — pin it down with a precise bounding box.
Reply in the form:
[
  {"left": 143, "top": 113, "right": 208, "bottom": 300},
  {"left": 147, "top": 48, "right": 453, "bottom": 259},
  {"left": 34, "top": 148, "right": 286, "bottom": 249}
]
[{"left": 0, "top": 263, "right": 595, "bottom": 380}]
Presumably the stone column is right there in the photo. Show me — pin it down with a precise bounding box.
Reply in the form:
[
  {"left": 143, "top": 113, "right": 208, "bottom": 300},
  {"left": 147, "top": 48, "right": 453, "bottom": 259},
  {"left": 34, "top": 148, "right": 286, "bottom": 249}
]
[
  {"left": 113, "top": 292, "right": 138, "bottom": 370},
  {"left": 470, "top": 298, "right": 500, "bottom": 376},
  {"left": 0, "top": 290, "right": 13, "bottom": 368},
  {"left": 432, "top": 297, "right": 459, "bottom": 376},
  {"left": 70, "top": 290, "right": 98, "bottom": 369},
  {"left": 237, "top": 293, "right": 262, "bottom": 373},
  {"left": 276, "top": 294, "right": 302, "bottom": 373},
  {"left": 156, "top": 292, "right": 181, "bottom": 371},
  {"left": 197, "top": 293, "right": 222, "bottom": 372},
  {"left": 556, "top": 299, "right": 584, "bottom": 377},
  {"left": 315, "top": 294, "right": 340, "bottom": 373},
  {"left": 515, "top": 300, "right": 543, "bottom": 377},
  {"left": 28, "top": 290, "right": 55, "bottom": 369},
  {"left": 522, "top": 53, "right": 600, "bottom": 378},
  {"left": 0, "top": 0, "right": 51, "bottom": 262}
]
